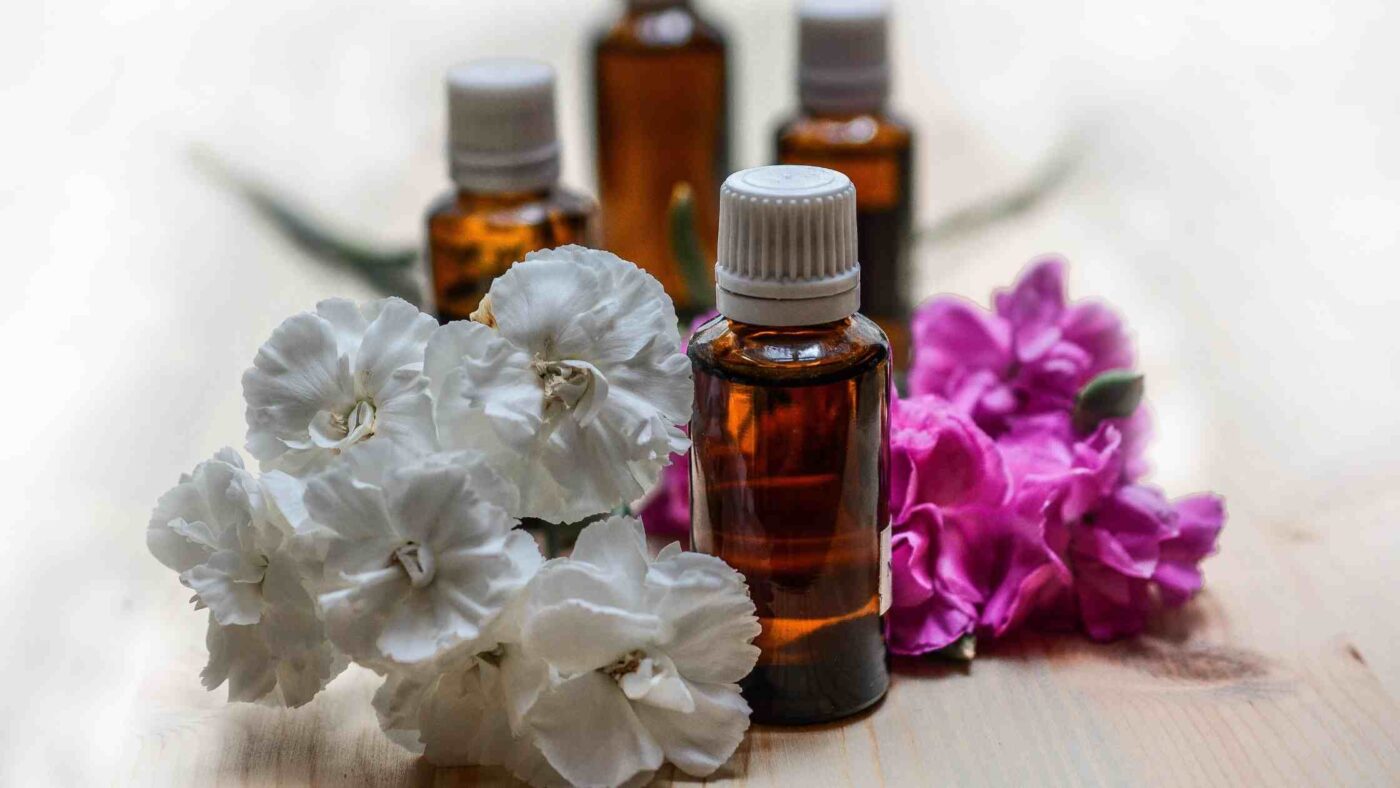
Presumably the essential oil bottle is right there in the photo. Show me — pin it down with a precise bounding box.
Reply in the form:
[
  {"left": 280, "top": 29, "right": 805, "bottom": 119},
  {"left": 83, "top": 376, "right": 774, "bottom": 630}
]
[
  {"left": 593, "top": 0, "right": 728, "bottom": 312},
  {"left": 689, "top": 165, "right": 891, "bottom": 725},
  {"left": 426, "top": 59, "right": 599, "bottom": 323},
  {"left": 774, "top": 0, "right": 913, "bottom": 362}
]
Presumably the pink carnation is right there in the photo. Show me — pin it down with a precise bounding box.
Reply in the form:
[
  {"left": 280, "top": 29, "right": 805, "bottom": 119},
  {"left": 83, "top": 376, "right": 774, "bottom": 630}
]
[
  {"left": 636, "top": 312, "right": 717, "bottom": 543},
  {"left": 1003, "top": 417, "right": 1225, "bottom": 640},
  {"left": 884, "top": 395, "right": 1061, "bottom": 654},
  {"left": 908, "top": 258, "right": 1148, "bottom": 478},
  {"left": 636, "top": 446, "right": 691, "bottom": 542}
]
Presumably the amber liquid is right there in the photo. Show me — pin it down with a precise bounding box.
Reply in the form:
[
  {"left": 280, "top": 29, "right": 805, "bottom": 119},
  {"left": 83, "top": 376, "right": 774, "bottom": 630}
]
[
  {"left": 689, "top": 316, "right": 891, "bottom": 724},
  {"left": 776, "top": 113, "right": 914, "bottom": 366},
  {"left": 425, "top": 187, "right": 598, "bottom": 323},
  {"left": 593, "top": 0, "right": 728, "bottom": 312}
]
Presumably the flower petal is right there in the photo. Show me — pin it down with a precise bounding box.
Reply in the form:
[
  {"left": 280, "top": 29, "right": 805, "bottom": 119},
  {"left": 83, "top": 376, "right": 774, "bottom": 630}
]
[
  {"left": 184, "top": 550, "right": 266, "bottom": 626},
  {"left": 201, "top": 614, "right": 277, "bottom": 703},
  {"left": 569, "top": 515, "right": 650, "bottom": 587},
  {"left": 529, "top": 671, "right": 664, "bottom": 788},
  {"left": 522, "top": 598, "right": 661, "bottom": 675},
  {"left": 354, "top": 297, "right": 438, "bottom": 395},
  {"left": 242, "top": 310, "right": 356, "bottom": 470},
  {"left": 644, "top": 551, "right": 760, "bottom": 685},
  {"left": 631, "top": 680, "right": 750, "bottom": 778},
  {"left": 993, "top": 257, "right": 1067, "bottom": 345},
  {"left": 908, "top": 297, "right": 1012, "bottom": 398}
]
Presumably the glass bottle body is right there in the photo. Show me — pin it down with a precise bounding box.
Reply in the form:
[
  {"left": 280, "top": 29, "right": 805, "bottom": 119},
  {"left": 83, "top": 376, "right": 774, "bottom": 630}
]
[
  {"left": 425, "top": 186, "right": 598, "bottom": 323},
  {"left": 593, "top": 0, "right": 728, "bottom": 313},
  {"left": 689, "top": 315, "right": 891, "bottom": 725},
  {"left": 775, "top": 112, "right": 914, "bottom": 364}
]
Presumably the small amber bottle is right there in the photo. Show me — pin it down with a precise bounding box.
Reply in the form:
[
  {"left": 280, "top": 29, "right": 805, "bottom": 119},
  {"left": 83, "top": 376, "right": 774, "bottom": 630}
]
[
  {"left": 426, "top": 59, "right": 599, "bottom": 323},
  {"left": 775, "top": 0, "right": 913, "bottom": 362},
  {"left": 690, "top": 166, "right": 891, "bottom": 725},
  {"left": 593, "top": 0, "right": 728, "bottom": 312}
]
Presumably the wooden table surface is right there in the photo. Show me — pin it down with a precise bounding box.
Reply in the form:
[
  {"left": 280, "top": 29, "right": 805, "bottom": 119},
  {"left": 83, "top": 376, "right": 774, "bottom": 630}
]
[{"left": 5, "top": 0, "right": 1400, "bottom": 785}]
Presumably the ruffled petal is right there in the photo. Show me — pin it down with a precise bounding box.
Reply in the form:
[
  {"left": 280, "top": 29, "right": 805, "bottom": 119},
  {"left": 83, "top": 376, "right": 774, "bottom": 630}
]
[
  {"left": 644, "top": 551, "right": 760, "bottom": 685},
  {"left": 201, "top": 614, "right": 277, "bottom": 703},
  {"left": 528, "top": 672, "right": 664, "bottom": 788},
  {"left": 568, "top": 515, "right": 650, "bottom": 588},
  {"left": 1060, "top": 300, "right": 1135, "bottom": 376},
  {"left": 631, "top": 680, "right": 749, "bottom": 778},
  {"left": 522, "top": 599, "right": 662, "bottom": 675},
  {"left": 1155, "top": 494, "right": 1225, "bottom": 606},
  {"left": 354, "top": 297, "right": 438, "bottom": 395},
  {"left": 242, "top": 310, "right": 356, "bottom": 470},
  {"left": 908, "top": 297, "right": 1012, "bottom": 398},
  {"left": 184, "top": 550, "right": 266, "bottom": 626},
  {"left": 993, "top": 257, "right": 1067, "bottom": 347}
]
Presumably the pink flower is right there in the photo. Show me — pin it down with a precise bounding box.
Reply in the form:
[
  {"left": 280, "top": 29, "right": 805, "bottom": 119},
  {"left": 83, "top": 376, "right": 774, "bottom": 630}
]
[
  {"left": 636, "top": 312, "right": 718, "bottom": 542},
  {"left": 1003, "top": 417, "right": 1225, "bottom": 641},
  {"left": 636, "top": 446, "right": 690, "bottom": 542},
  {"left": 909, "top": 259, "right": 1141, "bottom": 460},
  {"left": 884, "top": 396, "right": 1061, "bottom": 655}
]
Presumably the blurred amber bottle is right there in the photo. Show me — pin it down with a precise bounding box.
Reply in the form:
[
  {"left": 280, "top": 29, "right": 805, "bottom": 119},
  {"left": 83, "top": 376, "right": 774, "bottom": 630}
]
[
  {"left": 426, "top": 59, "right": 599, "bottom": 323},
  {"left": 775, "top": 0, "right": 913, "bottom": 363},
  {"left": 691, "top": 167, "right": 891, "bottom": 725},
  {"left": 593, "top": 0, "right": 728, "bottom": 312}
]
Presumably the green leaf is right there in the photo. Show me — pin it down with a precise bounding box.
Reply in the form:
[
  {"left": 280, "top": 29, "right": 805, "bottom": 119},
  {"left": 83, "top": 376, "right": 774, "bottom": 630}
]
[
  {"left": 668, "top": 182, "right": 714, "bottom": 313},
  {"left": 1073, "top": 369, "right": 1145, "bottom": 434},
  {"left": 190, "top": 147, "right": 421, "bottom": 304}
]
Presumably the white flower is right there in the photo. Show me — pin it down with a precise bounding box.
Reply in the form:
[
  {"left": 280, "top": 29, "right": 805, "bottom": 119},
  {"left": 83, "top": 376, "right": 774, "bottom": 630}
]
[
  {"left": 514, "top": 516, "right": 760, "bottom": 787},
  {"left": 147, "top": 449, "right": 342, "bottom": 706},
  {"left": 373, "top": 644, "right": 563, "bottom": 785},
  {"left": 243, "top": 297, "right": 439, "bottom": 476},
  {"left": 426, "top": 246, "right": 692, "bottom": 523},
  {"left": 306, "top": 445, "right": 540, "bottom": 666}
]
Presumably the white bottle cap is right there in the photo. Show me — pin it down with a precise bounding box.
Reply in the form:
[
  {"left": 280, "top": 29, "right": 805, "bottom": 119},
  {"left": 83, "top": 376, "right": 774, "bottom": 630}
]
[
  {"left": 716, "top": 165, "right": 860, "bottom": 326},
  {"left": 798, "top": 0, "right": 890, "bottom": 114},
  {"left": 446, "top": 59, "right": 560, "bottom": 192}
]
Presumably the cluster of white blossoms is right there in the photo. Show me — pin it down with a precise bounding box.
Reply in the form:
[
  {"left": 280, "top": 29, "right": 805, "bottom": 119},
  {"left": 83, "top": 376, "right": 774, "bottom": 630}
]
[{"left": 148, "top": 247, "right": 759, "bottom": 787}]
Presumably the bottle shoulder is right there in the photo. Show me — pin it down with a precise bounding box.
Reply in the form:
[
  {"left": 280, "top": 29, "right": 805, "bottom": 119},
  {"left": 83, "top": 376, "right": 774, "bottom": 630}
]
[
  {"left": 596, "top": 6, "right": 726, "bottom": 53},
  {"left": 427, "top": 186, "right": 596, "bottom": 226},
  {"left": 775, "top": 111, "right": 913, "bottom": 153},
  {"left": 689, "top": 314, "right": 889, "bottom": 386}
]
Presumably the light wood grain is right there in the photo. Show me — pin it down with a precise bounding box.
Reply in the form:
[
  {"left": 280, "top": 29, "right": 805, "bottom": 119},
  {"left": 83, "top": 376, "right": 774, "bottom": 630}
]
[{"left": 116, "top": 486, "right": 1400, "bottom": 786}]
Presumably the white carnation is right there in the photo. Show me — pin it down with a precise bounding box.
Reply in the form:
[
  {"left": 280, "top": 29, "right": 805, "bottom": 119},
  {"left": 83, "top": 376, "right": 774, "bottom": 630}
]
[
  {"left": 147, "top": 449, "right": 342, "bottom": 706},
  {"left": 513, "top": 516, "right": 760, "bottom": 787},
  {"left": 426, "top": 246, "right": 691, "bottom": 523},
  {"left": 373, "top": 644, "right": 563, "bottom": 785},
  {"left": 243, "top": 297, "right": 438, "bottom": 477},
  {"left": 306, "top": 445, "right": 540, "bottom": 666}
]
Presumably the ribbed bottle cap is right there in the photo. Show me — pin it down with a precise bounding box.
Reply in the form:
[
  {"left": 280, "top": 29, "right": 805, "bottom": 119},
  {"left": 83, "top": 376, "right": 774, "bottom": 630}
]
[
  {"left": 798, "top": 0, "right": 890, "bottom": 114},
  {"left": 446, "top": 59, "right": 560, "bottom": 192},
  {"left": 716, "top": 165, "right": 860, "bottom": 326}
]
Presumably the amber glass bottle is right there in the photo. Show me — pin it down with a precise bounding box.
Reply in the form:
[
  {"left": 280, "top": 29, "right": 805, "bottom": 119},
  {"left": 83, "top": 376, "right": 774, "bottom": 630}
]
[
  {"left": 427, "top": 59, "right": 598, "bottom": 323},
  {"left": 593, "top": 0, "right": 728, "bottom": 312},
  {"left": 775, "top": 1, "right": 913, "bottom": 363},
  {"left": 690, "top": 166, "right": 891, "bottom": 725}
]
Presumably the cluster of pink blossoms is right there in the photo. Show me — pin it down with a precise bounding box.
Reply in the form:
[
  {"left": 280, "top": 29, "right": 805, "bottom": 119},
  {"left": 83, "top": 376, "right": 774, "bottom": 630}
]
[{"left": 640, "top": 259, "right": 1225, "bottom": 651}]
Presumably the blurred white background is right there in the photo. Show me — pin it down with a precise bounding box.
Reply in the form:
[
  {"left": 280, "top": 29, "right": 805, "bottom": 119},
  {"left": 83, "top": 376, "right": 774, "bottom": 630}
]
[{"left": 2, "top": 0, "right": 1398, "bottom": 783}]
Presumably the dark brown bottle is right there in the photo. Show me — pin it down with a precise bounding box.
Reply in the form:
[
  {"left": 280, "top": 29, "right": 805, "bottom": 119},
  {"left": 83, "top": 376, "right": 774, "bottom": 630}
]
[
  {"left": 593, "top": 0, "right": 728, "bottom": 312},
  {"left": 775, "top": 1, "right": 914, "bottom": 365},
  {"left": 690, "top": 166, "right": 891, "bottom": 725},
  {"left": 427, "top": 188, "right": 596, "bottom": 322},
  {"left": 427, "top": 59, "right": 598, "bottom": 323}
]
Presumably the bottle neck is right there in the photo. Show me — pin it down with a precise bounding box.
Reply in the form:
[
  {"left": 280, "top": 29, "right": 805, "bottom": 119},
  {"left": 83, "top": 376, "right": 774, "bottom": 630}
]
[
  {"left": 725, "top": 316, "right": 852, "bottom": 334},
  {"left": 717, "top": 286, "right": 860, "bottom": 328}
]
